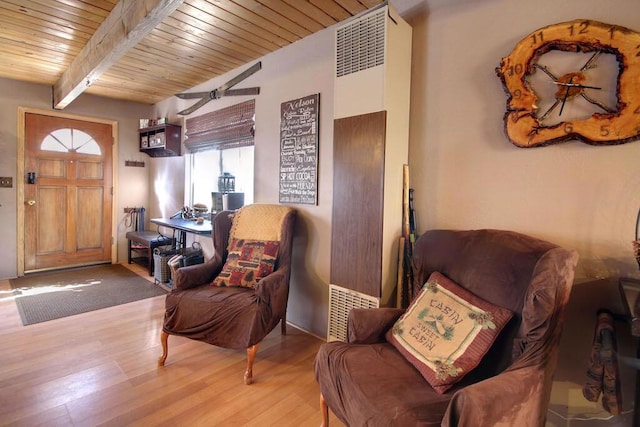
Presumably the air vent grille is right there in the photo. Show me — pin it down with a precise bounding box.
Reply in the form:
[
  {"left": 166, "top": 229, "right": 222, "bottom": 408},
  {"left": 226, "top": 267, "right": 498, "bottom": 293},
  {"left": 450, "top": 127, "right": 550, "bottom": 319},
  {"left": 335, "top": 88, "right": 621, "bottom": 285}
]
[
  {"left": 328, "top": 284, "right": 380, "bottom": 342},
  {"left": 336, "top": 7, "right": 386, "bottom": 78}
]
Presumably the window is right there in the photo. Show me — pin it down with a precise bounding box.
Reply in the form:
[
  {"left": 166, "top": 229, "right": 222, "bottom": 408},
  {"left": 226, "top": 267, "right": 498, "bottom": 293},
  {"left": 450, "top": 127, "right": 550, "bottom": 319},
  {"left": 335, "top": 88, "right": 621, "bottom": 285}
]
[
  {"left": 189, "top": 146, "right": 254, "bottom": 209},
  {"left": 185, "top": 100, "right": 255, "bottom": 211}
]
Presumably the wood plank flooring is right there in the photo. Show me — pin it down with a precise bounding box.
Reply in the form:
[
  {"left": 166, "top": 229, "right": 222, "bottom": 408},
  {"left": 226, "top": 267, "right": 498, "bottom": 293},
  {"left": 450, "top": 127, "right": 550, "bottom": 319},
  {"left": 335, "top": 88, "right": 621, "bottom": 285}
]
[{"left": 0, "top": 264, "right": 344, "bottom": 426}]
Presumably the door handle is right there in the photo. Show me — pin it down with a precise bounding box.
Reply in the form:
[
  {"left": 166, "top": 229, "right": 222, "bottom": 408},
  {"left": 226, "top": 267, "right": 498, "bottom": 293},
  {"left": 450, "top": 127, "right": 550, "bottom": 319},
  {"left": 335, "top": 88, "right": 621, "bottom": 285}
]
[{"left": 27, "top": 200, "right": 35, "bottom": 206}]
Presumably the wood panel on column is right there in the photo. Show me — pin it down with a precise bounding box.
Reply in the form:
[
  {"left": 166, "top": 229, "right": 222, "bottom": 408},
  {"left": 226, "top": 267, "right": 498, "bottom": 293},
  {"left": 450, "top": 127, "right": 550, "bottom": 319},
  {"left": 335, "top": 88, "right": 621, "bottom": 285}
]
[{"left": 330, "top": 111, "right": 387, "bottom": 298}]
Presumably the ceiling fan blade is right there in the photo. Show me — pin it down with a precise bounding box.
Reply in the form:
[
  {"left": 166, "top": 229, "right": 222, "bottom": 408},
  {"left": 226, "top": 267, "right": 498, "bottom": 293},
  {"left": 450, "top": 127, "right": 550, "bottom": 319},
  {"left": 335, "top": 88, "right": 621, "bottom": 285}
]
[
  {"left": 175, "top": 62, "right": 261, "bottom": 113},
  {"left": 218, "top": 61, "right": 262, "bottom": 91},
  {"left": 219, "top": 87, "right": 260, "bottom": 97},
  {"left": 174, "top": 91, "right": 211, "bottom": 99},
  {"left": 177, "top": 97, "right": 212, "bottom": 115}
]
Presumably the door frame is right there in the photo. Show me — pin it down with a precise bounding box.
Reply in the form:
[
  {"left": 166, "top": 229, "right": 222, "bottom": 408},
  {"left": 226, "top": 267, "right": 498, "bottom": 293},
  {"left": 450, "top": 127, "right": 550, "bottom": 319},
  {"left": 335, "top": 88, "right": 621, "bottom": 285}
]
[{"left": 16, "top": 107, "right": 119, "bottom": 276}]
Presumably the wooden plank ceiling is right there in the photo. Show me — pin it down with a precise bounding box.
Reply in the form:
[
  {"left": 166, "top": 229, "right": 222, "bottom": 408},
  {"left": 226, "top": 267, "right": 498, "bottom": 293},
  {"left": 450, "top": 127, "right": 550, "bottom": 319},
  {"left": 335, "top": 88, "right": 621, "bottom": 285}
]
[{"left": 0, "top": 0, "right": 384, "bottom": 107}]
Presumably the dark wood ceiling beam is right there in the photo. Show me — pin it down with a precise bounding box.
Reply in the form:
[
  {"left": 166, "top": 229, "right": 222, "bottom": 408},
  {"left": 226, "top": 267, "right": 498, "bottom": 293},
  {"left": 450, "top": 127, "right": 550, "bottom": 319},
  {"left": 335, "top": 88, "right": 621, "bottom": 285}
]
[{"left": 52, "top": 0, "right": 184, "bottom": 109}]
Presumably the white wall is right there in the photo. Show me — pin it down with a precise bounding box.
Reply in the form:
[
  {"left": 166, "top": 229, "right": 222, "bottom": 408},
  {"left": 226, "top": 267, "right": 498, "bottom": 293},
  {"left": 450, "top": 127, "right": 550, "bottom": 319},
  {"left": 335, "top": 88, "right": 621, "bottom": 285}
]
[
  {"left": 406, "top": 3, "right": 639, "bottom": 420},
  {"left": 153, "top": 0, "right": 640, "bottom": 339},
  {"left": 0, "top": 78, "right": 153, "bottom": 279},
  {"left": 153, "top": 24, "right": 336, "bottom": 337},
  {"left": 1, "top": 0, "right": 637, "bottom": 419},
  {"left": 406, "top": 0, "right": 640, "bottom": 283},
  {"left": 2, "top": 0, "right": 629, "bottom": 337}
]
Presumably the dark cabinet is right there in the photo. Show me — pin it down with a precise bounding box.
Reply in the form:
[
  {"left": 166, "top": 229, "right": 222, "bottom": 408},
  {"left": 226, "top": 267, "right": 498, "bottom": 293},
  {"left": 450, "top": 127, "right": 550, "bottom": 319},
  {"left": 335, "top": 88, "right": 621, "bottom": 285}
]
[{"left": 139, "top": 124, "right": 181, "bottom": 157}]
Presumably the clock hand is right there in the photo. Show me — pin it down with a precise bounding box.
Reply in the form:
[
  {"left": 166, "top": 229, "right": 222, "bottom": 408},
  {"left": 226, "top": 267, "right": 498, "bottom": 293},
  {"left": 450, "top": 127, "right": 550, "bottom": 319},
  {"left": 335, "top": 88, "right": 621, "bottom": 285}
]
[
  {"left": 553, "top": 81, "right": 602, "bottom": 90},
  {"left": 538, "top": 99, "right": 562, "bottom": 122},
  {"left": 580, "top": 92, "right": 617, "bottom": 113},
  {"left": 532, "top": 63, "right": 559, "bottom": 81},
  {"left": 581, "top": 51, "right": 602, "bottom": 71},
  {"left": 558, "top": 76, "right": 574, "bottom": 117}
]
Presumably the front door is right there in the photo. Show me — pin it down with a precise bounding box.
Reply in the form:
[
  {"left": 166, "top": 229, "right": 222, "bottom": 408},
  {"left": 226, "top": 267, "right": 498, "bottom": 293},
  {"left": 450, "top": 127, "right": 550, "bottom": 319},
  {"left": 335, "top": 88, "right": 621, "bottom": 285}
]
[{"left": 24, "top": 113, "right": 113, "bottom": 272}]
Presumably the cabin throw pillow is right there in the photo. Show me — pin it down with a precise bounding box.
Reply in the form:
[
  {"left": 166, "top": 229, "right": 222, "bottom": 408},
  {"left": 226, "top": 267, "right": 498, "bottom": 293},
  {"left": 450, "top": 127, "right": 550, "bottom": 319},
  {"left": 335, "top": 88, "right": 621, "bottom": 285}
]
[
  {"left": 386, "top": 271, "right": 513, "bottom": 394},
  {"left": 211, "top": 239, "right": 279, "bottom": 288}
]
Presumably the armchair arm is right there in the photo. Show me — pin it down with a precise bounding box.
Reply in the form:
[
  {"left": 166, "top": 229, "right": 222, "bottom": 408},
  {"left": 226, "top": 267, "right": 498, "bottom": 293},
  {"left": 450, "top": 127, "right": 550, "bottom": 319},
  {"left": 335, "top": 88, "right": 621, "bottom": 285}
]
[
  {"left": 442, "top": 364, "right": 548, "bottom": 427},
  {"left": 347, "top": 308, "right": 404, "bottom": 344},
  {"left": 173, "top": 258, "right": 223, "bottom": 291},
  {"left": 254, "top": 267, "right": 289, "bottom": 317}
]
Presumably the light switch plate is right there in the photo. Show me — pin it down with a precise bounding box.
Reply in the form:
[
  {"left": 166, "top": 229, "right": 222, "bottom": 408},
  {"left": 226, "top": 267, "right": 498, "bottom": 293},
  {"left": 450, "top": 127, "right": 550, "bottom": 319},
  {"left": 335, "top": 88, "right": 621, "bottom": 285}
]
[{"left": 0, "top": 177, "right": 12, "bottom": 188}]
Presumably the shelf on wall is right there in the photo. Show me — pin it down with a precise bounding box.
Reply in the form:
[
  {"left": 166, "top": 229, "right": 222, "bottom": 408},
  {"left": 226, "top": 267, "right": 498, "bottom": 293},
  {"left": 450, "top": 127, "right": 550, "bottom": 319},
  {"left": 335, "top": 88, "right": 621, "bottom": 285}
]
[{"left": 139, "top": 124, "right": 181, "bottom": 157}]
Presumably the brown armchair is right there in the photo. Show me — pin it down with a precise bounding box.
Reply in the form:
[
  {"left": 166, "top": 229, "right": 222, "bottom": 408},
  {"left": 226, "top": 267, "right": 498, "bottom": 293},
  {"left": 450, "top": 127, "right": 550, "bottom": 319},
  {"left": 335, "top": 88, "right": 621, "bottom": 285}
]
[
  {"left": 158, "top": 204, "right": 297, "bottom": 384},
  {"left": 315, "top": 229, "right": 578, "bottom": 426}
]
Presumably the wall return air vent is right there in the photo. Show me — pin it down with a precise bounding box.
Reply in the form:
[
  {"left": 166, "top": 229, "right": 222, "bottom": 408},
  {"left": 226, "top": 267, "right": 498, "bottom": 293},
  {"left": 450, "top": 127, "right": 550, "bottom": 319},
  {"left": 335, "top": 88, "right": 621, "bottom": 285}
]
[
  {"left": 327, "top": 284, "right": 380, "bottom": 342},
  {"left": 335, "top": 6, "right": 386, "bottom": 78}
]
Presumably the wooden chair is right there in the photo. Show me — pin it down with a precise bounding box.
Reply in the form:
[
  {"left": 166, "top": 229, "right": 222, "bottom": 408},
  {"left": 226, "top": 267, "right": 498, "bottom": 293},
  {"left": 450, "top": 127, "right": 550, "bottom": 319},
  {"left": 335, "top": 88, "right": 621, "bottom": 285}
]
[{"left": 158, "top": 204, "right": 297, "bottom": 384}]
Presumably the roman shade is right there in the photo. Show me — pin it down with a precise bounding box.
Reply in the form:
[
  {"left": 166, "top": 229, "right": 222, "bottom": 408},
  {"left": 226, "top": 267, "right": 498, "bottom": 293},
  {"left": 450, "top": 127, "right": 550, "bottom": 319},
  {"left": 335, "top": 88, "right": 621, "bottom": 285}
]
[{"left": 184, "top": 99, "right": 255, "bottom": 152}]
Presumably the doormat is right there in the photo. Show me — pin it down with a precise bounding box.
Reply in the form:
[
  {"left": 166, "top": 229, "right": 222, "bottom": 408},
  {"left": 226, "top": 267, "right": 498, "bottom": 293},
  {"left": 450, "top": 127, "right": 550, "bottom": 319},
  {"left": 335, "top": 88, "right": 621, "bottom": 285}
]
[{"left": 9, "top": 264, "right": 167, "bottom": 326}]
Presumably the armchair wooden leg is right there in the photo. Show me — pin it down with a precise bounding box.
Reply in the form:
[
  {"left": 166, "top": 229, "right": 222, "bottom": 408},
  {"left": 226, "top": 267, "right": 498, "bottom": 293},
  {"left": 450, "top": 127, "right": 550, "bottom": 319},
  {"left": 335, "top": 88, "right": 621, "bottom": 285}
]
[
  {"left": 320, "top": 392, "right": 329, "bottom": 427},
  {"left": 157, "top": 331, "right": 169, "bottom": 367},
  {"left": 244, "top": 344, "right": 259, "bottom": 385},
  {"left": 281, "top": 315, "right": 287, "bottom": 335}
]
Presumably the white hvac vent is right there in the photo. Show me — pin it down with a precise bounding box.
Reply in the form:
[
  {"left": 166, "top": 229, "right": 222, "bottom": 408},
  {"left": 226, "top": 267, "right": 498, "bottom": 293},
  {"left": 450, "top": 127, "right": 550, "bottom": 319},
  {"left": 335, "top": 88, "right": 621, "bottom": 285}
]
[
  {"left": 328, "top": 284, "right": 380, "bottom": 342},
  {"left": 336, "top": 7, "right": 386, "bottom": 78}
]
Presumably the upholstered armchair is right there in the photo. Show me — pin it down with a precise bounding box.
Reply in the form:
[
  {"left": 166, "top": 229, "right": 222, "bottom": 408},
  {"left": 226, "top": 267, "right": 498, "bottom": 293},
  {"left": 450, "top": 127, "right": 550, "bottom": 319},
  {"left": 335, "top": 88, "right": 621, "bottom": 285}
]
[
  {"left": 315, "top": 229, "right": 578, "bottom": 426},
  {"left": 158, "top": 204, "right": 297, "bottom": 384}
]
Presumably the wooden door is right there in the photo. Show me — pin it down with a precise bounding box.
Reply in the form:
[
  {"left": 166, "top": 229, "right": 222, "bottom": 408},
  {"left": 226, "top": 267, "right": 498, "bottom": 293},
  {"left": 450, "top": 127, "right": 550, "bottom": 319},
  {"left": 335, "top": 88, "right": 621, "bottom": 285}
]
[{"left": 24, "top": 113, "right": 113, "bottom": 272}]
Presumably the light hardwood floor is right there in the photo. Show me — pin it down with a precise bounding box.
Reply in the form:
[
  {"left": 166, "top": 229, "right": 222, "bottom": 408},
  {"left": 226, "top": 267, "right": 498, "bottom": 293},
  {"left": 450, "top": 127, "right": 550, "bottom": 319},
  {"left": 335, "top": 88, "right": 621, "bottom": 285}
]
[{"left": 0, "top": 263, "right": 344, "bottom": 427}]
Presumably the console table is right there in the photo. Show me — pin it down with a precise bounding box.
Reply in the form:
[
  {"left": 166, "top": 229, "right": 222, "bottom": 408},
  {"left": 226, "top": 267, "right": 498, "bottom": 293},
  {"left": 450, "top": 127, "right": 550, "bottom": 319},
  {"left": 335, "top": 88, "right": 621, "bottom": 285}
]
[{"left": 150, "top": 217, "right": 212, "bottom": 249}]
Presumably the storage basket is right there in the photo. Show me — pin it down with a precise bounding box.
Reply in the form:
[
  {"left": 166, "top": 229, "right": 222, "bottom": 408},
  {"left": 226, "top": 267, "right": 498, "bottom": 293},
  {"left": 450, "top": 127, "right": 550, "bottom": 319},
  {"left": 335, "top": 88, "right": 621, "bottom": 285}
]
[
  {"left": 165, "top": 243, "right": 205, "bottom": 288},
  {"left": 153, "top": 245, "right": 177, "bottom": 284},
  {"left": 181, "top": 242, "right": 204, "bottom": 266}
]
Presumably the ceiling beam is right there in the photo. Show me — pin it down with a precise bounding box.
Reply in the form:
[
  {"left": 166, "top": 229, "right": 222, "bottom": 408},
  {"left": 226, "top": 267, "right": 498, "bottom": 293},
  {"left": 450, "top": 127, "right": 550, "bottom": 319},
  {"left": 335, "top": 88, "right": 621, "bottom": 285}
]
[{"left": 53, "top": 0, "right": 184, "bottom": 109}]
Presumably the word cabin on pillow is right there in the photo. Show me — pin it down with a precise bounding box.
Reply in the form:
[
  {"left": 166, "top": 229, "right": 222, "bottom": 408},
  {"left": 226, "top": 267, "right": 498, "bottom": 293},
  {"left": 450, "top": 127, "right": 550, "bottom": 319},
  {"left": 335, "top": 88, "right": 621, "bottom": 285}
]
[
  {"left": 212, "top": 238, "right": 279, "bottom": 288},
  {"left": 386, "top": 271, "right": 513, "bottom": 393}
]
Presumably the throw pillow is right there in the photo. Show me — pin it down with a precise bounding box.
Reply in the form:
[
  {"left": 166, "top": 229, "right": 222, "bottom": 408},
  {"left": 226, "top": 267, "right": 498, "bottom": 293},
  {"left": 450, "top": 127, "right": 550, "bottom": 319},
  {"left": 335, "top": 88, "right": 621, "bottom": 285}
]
[
  {"left": 386, "top": 271, "right": 513, "bottom": 393},
  {"left": 211, "top": 239, "right": 279, "bottom": 288}
]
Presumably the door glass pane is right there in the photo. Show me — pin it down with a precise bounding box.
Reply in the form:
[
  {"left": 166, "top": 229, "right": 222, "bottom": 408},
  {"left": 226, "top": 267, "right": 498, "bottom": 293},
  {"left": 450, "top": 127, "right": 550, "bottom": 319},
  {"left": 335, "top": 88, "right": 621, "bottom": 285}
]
[{"left": 41, "top": 128, "right": 102, "bottom": 155}]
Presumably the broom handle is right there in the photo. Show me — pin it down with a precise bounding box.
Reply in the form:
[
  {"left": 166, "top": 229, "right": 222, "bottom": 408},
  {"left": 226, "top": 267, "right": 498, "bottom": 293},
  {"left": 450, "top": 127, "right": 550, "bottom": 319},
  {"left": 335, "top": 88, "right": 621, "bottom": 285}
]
[{"left": 636, "top": 209, "right": 640, "bottom": 241}]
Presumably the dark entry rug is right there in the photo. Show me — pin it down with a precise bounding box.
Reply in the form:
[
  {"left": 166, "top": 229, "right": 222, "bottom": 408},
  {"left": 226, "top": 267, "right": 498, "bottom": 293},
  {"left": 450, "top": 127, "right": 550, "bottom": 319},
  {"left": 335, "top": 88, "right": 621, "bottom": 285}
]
[{"left": 9, "top": 264, "right": 167, "bottom": 326}]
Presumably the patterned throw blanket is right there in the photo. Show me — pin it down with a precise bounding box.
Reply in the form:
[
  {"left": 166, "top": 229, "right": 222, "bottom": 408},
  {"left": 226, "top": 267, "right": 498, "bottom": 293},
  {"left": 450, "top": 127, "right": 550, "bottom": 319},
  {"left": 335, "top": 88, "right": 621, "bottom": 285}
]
[{"left": 582, "top": 309, "right": 622, "bottom": 415}]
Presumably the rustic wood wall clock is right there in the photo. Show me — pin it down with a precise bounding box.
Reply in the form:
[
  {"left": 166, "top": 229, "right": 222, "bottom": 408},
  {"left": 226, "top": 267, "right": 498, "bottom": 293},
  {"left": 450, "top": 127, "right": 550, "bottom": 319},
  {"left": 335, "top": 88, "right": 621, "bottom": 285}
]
[{"left": 496, "top": 19, "right": 640, "bottom": 147}]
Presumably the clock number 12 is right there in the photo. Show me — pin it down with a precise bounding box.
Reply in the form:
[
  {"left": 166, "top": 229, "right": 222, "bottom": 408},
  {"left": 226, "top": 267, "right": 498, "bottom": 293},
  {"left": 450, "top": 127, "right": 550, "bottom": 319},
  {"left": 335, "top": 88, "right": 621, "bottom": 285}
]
[{"left": 568, "top": 21, "right": 590, "bottom": 36}]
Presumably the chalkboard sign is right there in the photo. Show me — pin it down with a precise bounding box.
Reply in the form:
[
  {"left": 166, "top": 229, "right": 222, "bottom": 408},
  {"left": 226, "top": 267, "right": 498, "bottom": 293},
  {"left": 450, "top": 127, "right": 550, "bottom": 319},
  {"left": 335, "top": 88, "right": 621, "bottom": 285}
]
[{"left": 279, "top": 93, "right": 320, "bottom": 205}]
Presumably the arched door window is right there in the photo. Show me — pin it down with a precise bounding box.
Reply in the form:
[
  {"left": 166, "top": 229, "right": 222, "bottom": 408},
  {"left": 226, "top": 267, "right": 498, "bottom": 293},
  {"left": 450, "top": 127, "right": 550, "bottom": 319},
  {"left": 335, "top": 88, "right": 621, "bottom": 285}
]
[{"left": 41, "top": 128, "right": 102, "bottom": 155}]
